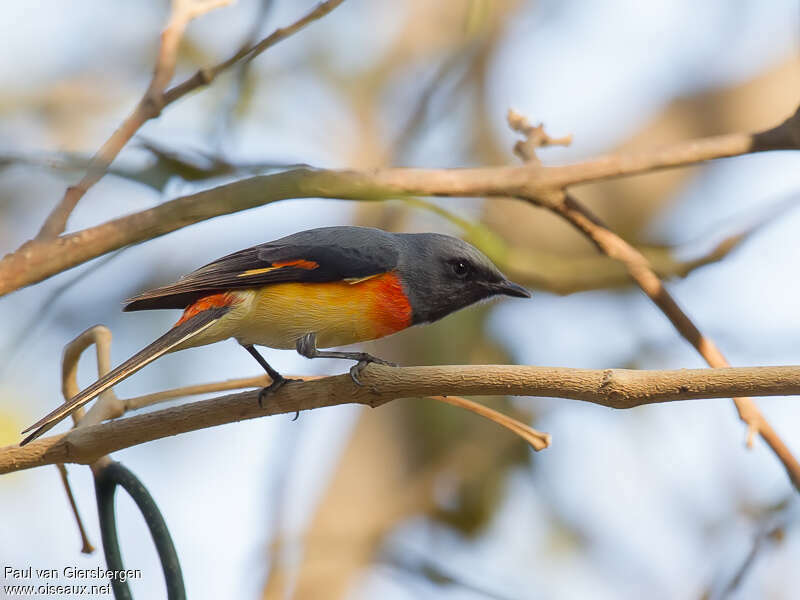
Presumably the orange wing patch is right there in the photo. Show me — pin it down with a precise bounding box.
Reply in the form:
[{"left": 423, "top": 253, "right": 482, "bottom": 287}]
[
  {"left": 237, "top": 259, "right": 319, "bottom": 278},
  {"left": 175, "top": 293, "right": 237, "bottom": 327},
  {"left": 273, "top": 259, "right": 318, "bottom": 270}
]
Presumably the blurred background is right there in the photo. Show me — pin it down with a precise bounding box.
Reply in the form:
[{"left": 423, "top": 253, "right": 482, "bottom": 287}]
[{"left": 1, "top": 1, "right": 800, "bottom": 598}]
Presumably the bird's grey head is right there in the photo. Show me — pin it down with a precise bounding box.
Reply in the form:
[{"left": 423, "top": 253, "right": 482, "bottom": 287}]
[{"left": 395, "top": 232, "right": 530, "bottom": 324}]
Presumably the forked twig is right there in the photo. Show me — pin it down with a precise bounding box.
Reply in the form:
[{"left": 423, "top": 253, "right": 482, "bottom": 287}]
[
  {"left": 508, "top": 110, "right": 800, "bottom": 490},
  {"left": 35, "top": 0, "right": 234, "bottom": 241},
  {"left": 55, "top": 325, "right": 123, "bottom": 553},
  {"left": 32, "top": 0, "right": 344, "bottom": 241}
]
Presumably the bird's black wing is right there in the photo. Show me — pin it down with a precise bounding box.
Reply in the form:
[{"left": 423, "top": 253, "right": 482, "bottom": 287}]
[{"left": 124, "top": 227, "right": 400, "bottom": 311}]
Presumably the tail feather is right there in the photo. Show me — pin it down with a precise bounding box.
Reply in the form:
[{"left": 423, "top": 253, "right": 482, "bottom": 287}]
[{"left": 19, "top": 307, "right": 230, "bottom": 446}]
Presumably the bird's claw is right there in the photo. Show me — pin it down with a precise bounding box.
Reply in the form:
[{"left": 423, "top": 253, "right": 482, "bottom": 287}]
[
  {"left": 257, "top": 377, "right": 301, "bottom": 408},
  {"left": 349, "top": 362, "right": 366, "bottom": 386},
  {"left": 349, "top": 357, "right": 398, "bottom": 386}
]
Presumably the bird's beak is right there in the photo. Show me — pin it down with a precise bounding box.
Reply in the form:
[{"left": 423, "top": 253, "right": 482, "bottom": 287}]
[{"left": 495, "top": 279, "right": 531, "bottom": 298}]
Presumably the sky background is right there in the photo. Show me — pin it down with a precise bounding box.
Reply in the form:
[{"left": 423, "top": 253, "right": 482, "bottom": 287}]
[{"left": 1, "top": 1, "right": 800, "bottom": 599}]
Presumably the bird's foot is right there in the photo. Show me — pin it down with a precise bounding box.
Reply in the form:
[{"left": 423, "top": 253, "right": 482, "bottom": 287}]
[
  {"left": 349, "top": 356, "right": 398, "bottom": 386},
  {"left": 257, "top": 376, "right": 301, "bottom": 408}
]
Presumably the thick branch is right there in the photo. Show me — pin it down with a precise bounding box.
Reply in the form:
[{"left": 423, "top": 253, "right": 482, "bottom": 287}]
[
  {"left": 2, "top": 102, "right": 799, "bottom": 295},
  {"left": 4, "top": 364, "right": 800, "bottom": 474},
  {"left": 0, "top": 167, "right": 519, "bottom": 295}
]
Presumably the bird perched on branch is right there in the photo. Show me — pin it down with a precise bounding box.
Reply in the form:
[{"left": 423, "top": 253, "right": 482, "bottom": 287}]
[{"left": 20, "top": 225, "right": 530, "bottom": 445}]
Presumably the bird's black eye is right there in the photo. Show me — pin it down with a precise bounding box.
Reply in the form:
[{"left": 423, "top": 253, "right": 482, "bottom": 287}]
[{"left": 450, "top": 259, "right": 471, "bottom": 279}]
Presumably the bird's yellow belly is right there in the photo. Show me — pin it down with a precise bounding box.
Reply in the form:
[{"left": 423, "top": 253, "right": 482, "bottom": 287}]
[{"left": 203, "top": 275, "right": 413, "bottom": 350}]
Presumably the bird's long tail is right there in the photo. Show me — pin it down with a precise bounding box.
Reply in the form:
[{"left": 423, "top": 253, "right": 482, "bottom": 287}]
[{"left": 20, "top": 307, "right": 230, "bottom": 446}]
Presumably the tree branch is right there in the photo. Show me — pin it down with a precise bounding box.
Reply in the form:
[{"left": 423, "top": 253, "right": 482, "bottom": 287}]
[
  {"left": 429, "top": 394, "right": 551, "bottom": 451},
  {"left": 535, "top": 104, "right": 800, "bottom": 189},
  {"left": 508, "top": 111, "right": 800, "bottom": 490},
  {"left": 5, "top": 364, "right": 800, "bottom": 475},
  {"left": 550, "top": 191, "right": 800, "bottom": 489},
  {"left": 2, "top": 102, "right": 798, "bottom": 296},
  {"left": 29, "top": 0, "right": 344, "bottom": 241},
  {"left": 34, "top": 0, "right": 233, "bottom": 241},
  {"left": 163, "top": 0, "right": 346, "bottom": 105},
  {"left": 406, "top": 195, "right": 760, "bottom": 295}
]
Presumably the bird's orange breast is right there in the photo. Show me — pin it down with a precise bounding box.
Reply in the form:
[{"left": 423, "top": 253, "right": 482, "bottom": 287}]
[
  {"left": 360, "top": 271, "right": 414, "bottom": 337},
  {"left": 191, "top": 271, "right": 414, "bottom": 349}
]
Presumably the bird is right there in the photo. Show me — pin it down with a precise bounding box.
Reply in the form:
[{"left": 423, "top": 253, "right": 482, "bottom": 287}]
[{"left": 20, "top": 225, "right": 530, "bottom": 445}]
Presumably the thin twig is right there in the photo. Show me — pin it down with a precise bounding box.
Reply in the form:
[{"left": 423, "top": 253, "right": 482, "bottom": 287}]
[
  {"left": 720, "top": 523, "right": 785, "bottom": 599},
  {"left": 31, "top": 0, "right": 343, "bottom": 241},
  {"left": 381, "top": 542, "right": 523, "bottom": 600},
  {"left": 213, "top": 0, "right": 276, "bottom": 141},
  {"left": 56, "top": 463, "right": 94, "bottom": 554},
  {"left": 61, "top": 326, "right": 124, "bottom": 430},
  {"left": 551, "top": 194, "right": 800, "bottom": 490},
  {"left": 50, "top": 326, "right": 119, "bottom": 554},
  {"left": 430, "top": 395, "right": 550, "bottom": 451},
  {"left": 7, "top": 363, "right": 800, "bottom": 474},
  {"left": 34, "top": 0, "right": 233, "bottom": 241},
  {"left": 508, "top": 108, "right": 572, "bottom": 166},
  {"left": 121, "top": 374, "right": 316, "bottom": 412},
  {"left": 163, "top": 0, "right": 345, "bottom": 105},
  {"left": 403, "top": 196, "right": 758, "bottom": 294},
  {"left": 508, "top": 111, "right": 800, "bottom": 491}
]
